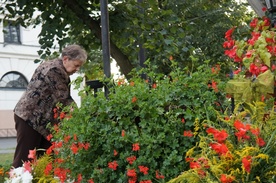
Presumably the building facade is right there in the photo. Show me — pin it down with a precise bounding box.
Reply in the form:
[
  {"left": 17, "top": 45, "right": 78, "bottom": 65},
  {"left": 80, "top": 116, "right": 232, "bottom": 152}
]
[{"left": 0, "top": 15, "right": 81, "bottom": 137}]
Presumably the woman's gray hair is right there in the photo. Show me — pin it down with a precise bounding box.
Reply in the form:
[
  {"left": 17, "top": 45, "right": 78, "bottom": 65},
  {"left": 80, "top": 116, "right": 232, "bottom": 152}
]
[{"left": 62, "top": 44, "right": 87, "bottom": 63}]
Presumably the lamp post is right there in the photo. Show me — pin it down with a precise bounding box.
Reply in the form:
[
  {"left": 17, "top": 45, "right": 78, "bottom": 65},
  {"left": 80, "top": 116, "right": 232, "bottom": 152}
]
[
  {"left": 264, "top": 0, "right": 276, "bottom": 26},
  {"left": 87, "top": 0, "right": 110, "bottom": 98},
  {"left": 100, "top": 0, "right": 111, "bottom": 98}
]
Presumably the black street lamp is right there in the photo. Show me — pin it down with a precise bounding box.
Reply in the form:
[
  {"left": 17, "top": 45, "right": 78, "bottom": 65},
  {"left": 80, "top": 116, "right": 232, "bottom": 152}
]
[
  {"left": 265, "top": 0, "right": 276, "bottom": 11},
  {"left": 86, "top": 0, "right": 110, "bottom": 98},
  {"left": 264, "top": 0, "right": 276, "bottom": 26}
]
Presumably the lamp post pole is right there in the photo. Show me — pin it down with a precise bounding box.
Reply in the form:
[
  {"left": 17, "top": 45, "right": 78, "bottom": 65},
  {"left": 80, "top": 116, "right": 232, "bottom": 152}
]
[
  {"left": 137, "top": 0, "right": 146, "bottom": 79},
  {"left": 100, "top": 0, "right": 111, "bottom": 98}
]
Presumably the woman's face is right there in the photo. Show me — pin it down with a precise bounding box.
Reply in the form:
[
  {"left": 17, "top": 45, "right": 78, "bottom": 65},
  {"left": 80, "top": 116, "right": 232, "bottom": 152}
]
[{"left": 62, "top": 56, "right": 83, "bottom": 75}]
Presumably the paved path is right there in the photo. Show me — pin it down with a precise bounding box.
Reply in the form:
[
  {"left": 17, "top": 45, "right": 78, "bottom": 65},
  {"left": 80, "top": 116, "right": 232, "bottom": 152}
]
[{"left": 0, "top": 137, "right": 16, "bottom": 154}]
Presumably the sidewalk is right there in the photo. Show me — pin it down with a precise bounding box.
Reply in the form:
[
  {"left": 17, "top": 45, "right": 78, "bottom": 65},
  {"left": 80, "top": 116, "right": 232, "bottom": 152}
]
[{"left": 0, "top": 137, "right": 16, "bottom": 154}]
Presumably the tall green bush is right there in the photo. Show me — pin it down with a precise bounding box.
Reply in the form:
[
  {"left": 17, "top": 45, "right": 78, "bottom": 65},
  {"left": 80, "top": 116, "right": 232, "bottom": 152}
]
[{"left": 49, "top": 63, "right": 229, "bottom": 182}]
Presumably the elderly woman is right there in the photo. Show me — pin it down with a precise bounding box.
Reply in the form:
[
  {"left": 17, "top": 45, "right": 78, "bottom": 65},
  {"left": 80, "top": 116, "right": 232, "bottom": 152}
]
[{"left": 13, "top": 44, "right": 87, "bottom": 168}]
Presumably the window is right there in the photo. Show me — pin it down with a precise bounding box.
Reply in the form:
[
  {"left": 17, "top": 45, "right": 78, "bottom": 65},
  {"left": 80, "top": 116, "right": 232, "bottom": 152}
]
[
  {"left": 3, "top": 20, "right": 21, "bottom": 44},
  {"left": 0, "top": 71, "right": 28, "bottom": 89}
]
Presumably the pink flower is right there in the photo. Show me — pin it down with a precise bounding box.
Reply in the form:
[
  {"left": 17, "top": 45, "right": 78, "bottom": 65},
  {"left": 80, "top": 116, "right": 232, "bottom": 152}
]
[{"left": 28, "top": 149, "right": 36, "bottom": 159}]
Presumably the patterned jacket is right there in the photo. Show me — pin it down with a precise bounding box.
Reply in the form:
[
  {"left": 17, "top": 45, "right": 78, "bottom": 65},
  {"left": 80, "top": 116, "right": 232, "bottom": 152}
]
[{"left": 14, "top": 58, "right": 75, "bottom": 138}]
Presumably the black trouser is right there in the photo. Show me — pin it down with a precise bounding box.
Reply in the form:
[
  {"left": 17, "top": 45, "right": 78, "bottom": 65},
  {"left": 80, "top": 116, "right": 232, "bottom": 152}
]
[{"left": 13, "top": 114, "right": 52, "bottom": 168}]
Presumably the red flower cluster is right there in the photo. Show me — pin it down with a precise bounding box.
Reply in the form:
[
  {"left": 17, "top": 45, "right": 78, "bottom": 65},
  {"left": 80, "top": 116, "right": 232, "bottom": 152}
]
[
  {"left": 206, "top": 127, "right": 229, "bottom": 156},
  {"left": 107, "top": 142, "right": 164, "bottom": 182},
  {"left": 242, "top": 156, "right": 252, "bottom": 173},
  {"left": 132, "top": 143, "right": 140, "bottom": 151},
  {"left": 234, "top": 120, "right": 266, "bottom": 147},
  {"left": 185, "top": 157, "right": 210, "bottom": 177},
  {"left": 223, "top": 17, "right": 275, "bottom": 76},
  {"left": 220, "top": 174, "right": 235, "bottom": 183},
  {"left": 206, "top": 127, "right": 228, "bottom": 143},
  {"left": 44, "top": 133, "right": 91, "bottom": 182},
  {"left": 183, "top": 130, "right": 193, "bottom": 137},
  {"left": 108, "top": 161, "right": 118, "bottom": 170},
  {"left": 126, "top": 155, "right": 137, "bottom": 165}
]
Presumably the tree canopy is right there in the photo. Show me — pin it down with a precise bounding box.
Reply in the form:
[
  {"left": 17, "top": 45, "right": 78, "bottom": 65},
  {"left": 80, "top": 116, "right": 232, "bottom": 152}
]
[{"left": 1, "top": 0, "right": 254, "bottom": 79}]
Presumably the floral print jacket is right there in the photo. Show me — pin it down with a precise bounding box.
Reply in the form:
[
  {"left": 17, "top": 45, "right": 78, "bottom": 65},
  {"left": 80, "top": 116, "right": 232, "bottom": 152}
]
[{"left": 14, "top": 59, "right": 75, "bottom": 138}]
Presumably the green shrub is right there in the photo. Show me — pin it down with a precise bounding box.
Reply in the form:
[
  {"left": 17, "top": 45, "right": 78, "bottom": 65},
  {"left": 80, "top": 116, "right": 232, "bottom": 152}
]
[{"left": 49, "top": 63, "right": 229, "bottom": 182}]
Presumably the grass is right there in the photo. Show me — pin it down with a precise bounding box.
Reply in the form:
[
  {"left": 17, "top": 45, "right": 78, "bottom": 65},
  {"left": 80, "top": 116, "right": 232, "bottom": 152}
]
[{"left": 0, "top": 153, "right": 13, "bottom": 166}]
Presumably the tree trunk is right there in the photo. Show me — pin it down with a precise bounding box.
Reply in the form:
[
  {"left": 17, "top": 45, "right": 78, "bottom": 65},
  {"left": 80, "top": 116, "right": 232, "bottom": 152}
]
[{"left": 63, "top": 0, "right": 134, "bottom": 79}]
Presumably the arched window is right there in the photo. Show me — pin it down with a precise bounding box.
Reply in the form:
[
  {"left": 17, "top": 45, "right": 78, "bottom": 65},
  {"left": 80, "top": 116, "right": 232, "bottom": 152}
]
[{"left": 0, "top": 71, "right": 28, "bottom": 89}]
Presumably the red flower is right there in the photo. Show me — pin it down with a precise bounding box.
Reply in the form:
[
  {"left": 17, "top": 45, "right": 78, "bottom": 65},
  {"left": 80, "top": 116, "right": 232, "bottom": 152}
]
[
  {"left": 234, "top": 120, "right": 251, "bottom": 141},
  {"left": 256, "top": 137, "right": 266, "bottom": 147},
  {"left": 248, "top": 32, "right": 261, "bottom": 45},
  {"left": 128, "top": 178, "right": 137, "bottom": 183},
  {"left": 47, "top": 134, "right": 53, "bottom": 141},
  {"left": 53, "top": 124, "right": 60, "bottom": 133},
  {"left": 197, "top": 157, "right": 210, "bottom": 168},
  {"left": 206, "top": 128, "right": 228, "bottom": 143},
  {"left": 44, "top": 162, "right": 53, "bottom": 176},
  {"left": 250, "top": 128, "right": 260, "bottom": 136},
  {"left": 122, "top": 130, "right": 125, "bottom": 137},
  {"left": 181, "top": 118, "right": 185, "bottom": 123},
  {"left": 132, "top": 143, "right": 140, "bottom": 151},
  {"left": 138, "top": 165, "right": 149, "bottom": 175},
  {"left": 183, "top": 130, "right": 193, "bottom": 137},
  {"left": 130, "top": 81, "right": 135, "bottom": 86},
  {"left": 73, "top": 134, "right": 77, "bottom": 141},
  {"left": 250, "top": 18, "right": 259, "bottom": 28},
  {"left": 59, "top": 112, "right": 65, "bottom": 119},
  {"left": 211, "top": 80, "right": 219, "bottom": 92},
  {"left": 126, "top": 156, "right": 136, "bottom": 165},
  {"left": 46, "top": 145, "right": 54, "bottom": 155},
  {"left": 224, "top": 27, "right": 235, "bottom": 41},
  {"left": 211, "top": 64, "right": 221, "bottom": 74},
  {"left": 132, "top": 96, "right": 137, "bottom": 103},
  {"left": 233, "top": 68, "right": 241, "bottom": 74},
  {"left": 77, "top": 174, "right": 82, "bottom": 183},
  {"left": 127, "top": 169, "right": 137, "bottom": 177},
  {"left": 108, "top": 161, "right": 118, "bottom": 170},
  {"left": 223, "top": 40, "right": 235, "bottom": 49},
  {"left": 155, "top": 170, "right": 165, "bottom": 179},
  {"left": 70, "top": 143, "right": 79, "bottom": 154},
  {"left": 23, "top": 161, "right": 32, "bottom": 173},
  {"left": 210, "top": 142, "right": 229, "bottom": 155},
  {"left": 189, "top": 161, "right": 201, "bottom": 169},
  {"left": 263, "top": 17, "right": 271, "bottom": 27},
  {"left": 87, "top": 179, "right": 94, "bottom": 183},
  {"left": 242, "top": 156, "right": 252, "bottom": 173},
  {"left": 140, "top": 180, "right": 152, "bottom": 183},
  {"left": 81, "top": 142, "right": 90, "bottom": 150},
  {"left": 63, "top": 135, "right": 71, "bottom": 143},
  {"left": 220, "top": 174, "right": 235, "bottom": 183},
  {"left": 114, "top": 149, "right": 118, "bottom": 156}
]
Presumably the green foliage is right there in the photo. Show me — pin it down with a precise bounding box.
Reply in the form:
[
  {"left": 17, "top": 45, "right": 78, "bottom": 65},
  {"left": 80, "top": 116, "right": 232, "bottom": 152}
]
[
  {"left": 33, "top": 155, "right": 59, "bottom": 183},
  {"left": 0, "top": 161, "right": 12, "bottom": 182},
  {"left": 1, "top": 0, "right": 254, "bottom": 77},
  {"left": 49, "top": 63, "right": 229, "bottom": 182}
]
